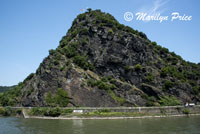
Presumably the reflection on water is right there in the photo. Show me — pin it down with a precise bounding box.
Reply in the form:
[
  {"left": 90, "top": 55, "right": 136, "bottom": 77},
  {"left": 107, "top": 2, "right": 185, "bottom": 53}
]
[
  {"left": 0, "top": 116, "right": 200, "bottom": 134},
  {"left": 73, "top": 120, "right": 84, "bottom": 134},
  {"left": 73, "top": 120, "right": 83, "bottom": 128}
]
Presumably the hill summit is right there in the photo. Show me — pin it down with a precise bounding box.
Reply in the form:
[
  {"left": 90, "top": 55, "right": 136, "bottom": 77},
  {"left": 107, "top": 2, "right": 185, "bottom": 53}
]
[{"left": 1, "top": 9, "right": 200, "bottom": 107}]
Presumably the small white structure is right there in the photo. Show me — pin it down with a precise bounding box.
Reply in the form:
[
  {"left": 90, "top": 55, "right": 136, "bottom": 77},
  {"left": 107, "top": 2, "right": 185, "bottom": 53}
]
[
  {"left": 185, "top": 102, "right": 189, "bottom": 107},
  {"left": 73, "top": 110, "right": 83, "bottom": 113},
  {"left": 184, "top": 102, "right": 195, "bottom": 107},
  {"left": 189, "top": 103, "right": 195, "bottom": 107}
]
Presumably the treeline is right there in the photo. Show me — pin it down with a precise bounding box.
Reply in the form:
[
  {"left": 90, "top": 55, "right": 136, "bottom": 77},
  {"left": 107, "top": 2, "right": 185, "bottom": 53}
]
[{"left": 0, "top": 85, "right": 16, "bottom": 92}]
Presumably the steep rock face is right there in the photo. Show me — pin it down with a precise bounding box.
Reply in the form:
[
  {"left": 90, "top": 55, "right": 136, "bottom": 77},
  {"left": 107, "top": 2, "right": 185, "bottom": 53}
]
[{"left": 19, "top": 9, "right": 200, "bottom": 107}]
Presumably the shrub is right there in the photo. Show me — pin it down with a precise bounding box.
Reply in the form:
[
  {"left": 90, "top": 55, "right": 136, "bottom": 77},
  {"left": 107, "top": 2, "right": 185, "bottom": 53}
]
[
  {"left": 109, "top": 78, "right": 116, "bottom": 84},
  {"left": 108, "top": 29, "right": 114, "bottom": 35},
  {"left": 49, "top": 49, "right": 56, "bottom": 55},
  {"left": 3, "top": 107, "right": 12, "bottom": 116},
  {"left": 0, "top": 107, "right": 5, "bottom": 115},
  {"left": 16, "top": 109, "right": 22, "bottom": 115},
  {"left": 183, "top": 70, "right": 196, "bottom": 80},
  {"left": 109, "top": 84, "right": 116, "bottom": 90},
  {"left": 151, "top": 42, "right": 157, "bottom": 46},
  {"left": 146, "top": 73, "right": 154, "bottom": 82},
  {"left": 193, "top": 86, "right": 200, "bottom": 95},
  {"left": 31, "top": 107, "right": 61, "bottom": 117},
  {"left": 98, "top": 109, "right": 111, "bottom": 113},
  {"left": 160, "top": 47, "right": 169, "bottom": 54},
  {"left": 124, "top": 66, "right": 131, "bottom": 72},
  {"left": 87, "top": 8, "right": 92, "bottom": 12},
  {"left": 63, "top": 45, "right": 77, "bottom": 58},
  {"left": 143, "top": 95, "right": 157, "bottom": 106},
  {"left": 88, "top": 63, "right": 95, "bottom": 71},
  {"left": 73, "top": 54, "right": 95, "bottom": 71},
  {"left": 87, "top": 78, "right": 116, "bottom": 91},
  {"left": 117, "top": 24, "right": 125, "bottom": 30},
  {"left": 101, "top": 76, "right": 108, "bottom": 82},
  {"left": 73, "top": 55, "right": 89, "bottom": 70},
  {"left": 167, "top": 56, "right": 178, "bottom": 65},
  {"left": 108, "top": 90, "right": 125, "bottom": 105},
  {"left": 54, "top": 52, "right": 61, "bottom": 61},
  {"left": 24, "top": 73, "right": 34, "bottom": 81},
  {"left": 94, "top": 11, "right": 117, "bottom": 26},
  {"left": 171, "top": 57, "right": 178, "bottom": 65},
  {"left": 60, "top": 66, "right": 65, "bottom": 71},
  {"left": 59, "top": 37, "right": 69, "bottom": 48},
  {"left": 124, "top": 26, "right": 138, "bottom": 35},
  {"left": 160, "top": 66, "right": 184, "bottom": 80},
  {"left": 44, "top": 107, "right": 61, "bottom": 117},
  {"left": 146, "top": 101, "right": 155, "bottom": 106},
  {"left": 45, "top": 91, "right": 54, "bottom": 106},
  {"left": 159, "top": 96, "right": 181, "bottom": 106},
  {"left": 31, "top": 107, "right": 45, "bottom": 115},
  {"left": 45, "top": 88, "right": 69, "bottom": 107},
  {"left": 183, "top": 109, "right": 190, "bottom": 114},
  {"left": 81, "top": 38, "right": 88, "bottom": 45},
  {"left": 77, "top": 13, "right": 86, "bottom": 21},
  {"left": 62, "top": 109, "right": 73, "bottom": 114},
  {"left": 138, "top": 32, "right": 147, "bottom": 39},
  {"left": 134, "top": 64, "right": 142, "bottom": 72},
  {"left": 70, "top": 29, "right": 80, "bottom": 38},
  {"left": 80, "top": 28, "right": 88, "bottom": 35},
  {"left": 97, "top": 81, "right": 110, "bottom": 90},
  {"left": 87, "top": 79, "right": 97, "bottom": 87},
  {"left": 164, "top": 80, "right": 174, "bottom": 90},
  {"left": 171, "top": 52, "right": 183, "bottom": 61}
]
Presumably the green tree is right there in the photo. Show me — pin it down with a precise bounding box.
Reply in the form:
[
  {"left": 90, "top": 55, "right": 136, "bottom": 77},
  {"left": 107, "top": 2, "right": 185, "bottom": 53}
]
[
  {"left": 87, "top": 8, "right": 92, "bottom": 12},
  {"left": 54, "top": 88, "right": 69, "bottom": 107},
  {"left": 45, "top": 91, "right": 55, "bottom": 106}
]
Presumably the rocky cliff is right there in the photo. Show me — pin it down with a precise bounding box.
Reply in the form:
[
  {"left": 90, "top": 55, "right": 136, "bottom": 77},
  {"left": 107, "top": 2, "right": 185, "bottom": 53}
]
[{"left": 3, "top": 9, "right": 200, "bottom": 107}]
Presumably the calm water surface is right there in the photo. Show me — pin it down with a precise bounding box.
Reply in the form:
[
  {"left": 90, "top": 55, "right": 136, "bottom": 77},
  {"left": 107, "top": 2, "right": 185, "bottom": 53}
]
[{"left": 0, "top": 116, "right": 200, "bottom": 134}]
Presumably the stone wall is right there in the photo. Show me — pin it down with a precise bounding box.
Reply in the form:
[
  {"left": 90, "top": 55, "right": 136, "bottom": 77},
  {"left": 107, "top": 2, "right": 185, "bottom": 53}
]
[
  {"left": 9, "top": 105, "right": 200, "bottom": 116},
  {"left": 68, "top": 105, "right": 200, "bottom": 115}
]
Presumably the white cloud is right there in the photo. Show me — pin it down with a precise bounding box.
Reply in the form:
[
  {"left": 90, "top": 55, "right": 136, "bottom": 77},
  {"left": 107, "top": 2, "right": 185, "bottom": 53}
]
[{"left": 139, "top": 0, "right": 169, "bottom": 15}]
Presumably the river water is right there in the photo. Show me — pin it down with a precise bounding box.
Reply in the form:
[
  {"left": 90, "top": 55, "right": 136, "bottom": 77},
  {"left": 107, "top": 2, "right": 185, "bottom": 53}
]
[{"left": 0, "top": 116, "right": 200, "bottom": 134}]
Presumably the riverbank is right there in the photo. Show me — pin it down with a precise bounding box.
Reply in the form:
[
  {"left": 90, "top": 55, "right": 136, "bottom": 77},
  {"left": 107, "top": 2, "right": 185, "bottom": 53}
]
[
  {"left": 23, "top": 112, "right": 200, "bottom": 120},
  {"left": 21, "top": 105, "right": 200, "bottom": 120},
  {"left": 1, "top": 105, "right": 200, "bottom": 120}
]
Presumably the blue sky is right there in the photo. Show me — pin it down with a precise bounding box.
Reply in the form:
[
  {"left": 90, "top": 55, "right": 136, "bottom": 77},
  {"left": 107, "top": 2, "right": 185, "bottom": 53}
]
[{"left": 0, "top": 0, "right": 199, "bottom": 86}]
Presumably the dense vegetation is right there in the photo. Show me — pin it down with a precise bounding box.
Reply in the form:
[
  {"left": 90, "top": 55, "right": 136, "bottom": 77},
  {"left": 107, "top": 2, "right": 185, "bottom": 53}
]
[
  {"left": 45, "top": 88, "right": 69, "bottom": 107},
  {"left": 0, "top": 85, "right": 15, "bottom": 92},
  {"left": 30, "top": 107, "right": 73, "bottom": 117},
  {"left": 0, "top": 83, "right": 23, "bottom": 106},
  {"left": 0, "top": 107, "right": 22, "bottom": 116}
]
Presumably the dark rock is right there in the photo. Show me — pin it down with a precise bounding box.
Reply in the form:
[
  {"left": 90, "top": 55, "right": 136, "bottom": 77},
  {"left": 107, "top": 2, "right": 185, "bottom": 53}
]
[{"left": 15, "top": 9, "right": 200, "bottom": 107}]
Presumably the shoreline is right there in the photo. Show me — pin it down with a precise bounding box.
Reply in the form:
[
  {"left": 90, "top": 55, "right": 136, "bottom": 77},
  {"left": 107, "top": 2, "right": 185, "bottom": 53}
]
[
  {"left": 1, "top": 106, "right": 200, "bottom": 120},
  {"left": 21, "top": 105, "right": 200, "bottom": 120},
  {"left": 23, "top": 113, "right": 200, "bottom": 120}
]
